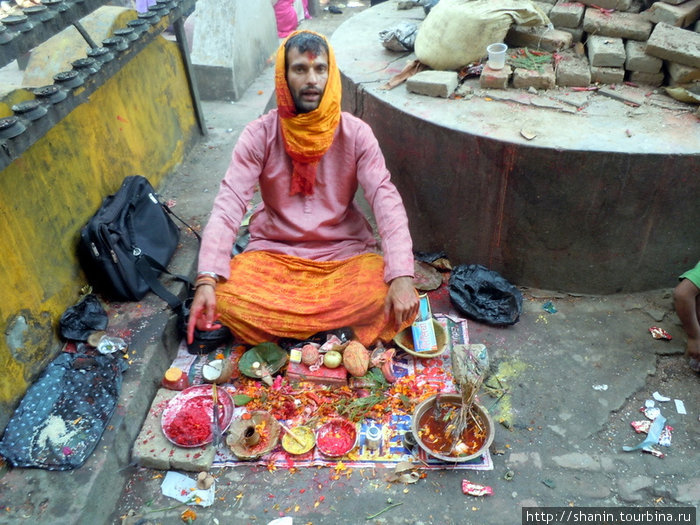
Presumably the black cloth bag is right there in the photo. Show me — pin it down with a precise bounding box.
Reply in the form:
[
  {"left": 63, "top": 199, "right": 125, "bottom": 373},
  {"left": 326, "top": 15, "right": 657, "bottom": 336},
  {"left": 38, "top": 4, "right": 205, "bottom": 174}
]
[{"left": 79, "top": 175, "right": 182, "bottom": 302}]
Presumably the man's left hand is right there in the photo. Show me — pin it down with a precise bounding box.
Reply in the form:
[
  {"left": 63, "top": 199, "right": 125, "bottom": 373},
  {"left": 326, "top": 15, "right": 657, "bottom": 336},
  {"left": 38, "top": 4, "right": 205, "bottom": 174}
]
[{"left": 385, "top": 276, "right": 419, "bottom": 330}]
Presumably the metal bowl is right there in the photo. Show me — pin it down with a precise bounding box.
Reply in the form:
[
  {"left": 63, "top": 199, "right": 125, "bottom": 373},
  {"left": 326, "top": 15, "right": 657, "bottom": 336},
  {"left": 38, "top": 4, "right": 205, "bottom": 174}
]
[
  {"left": 411, "top": 393, "right": 494, "bottom": 462},
  {"left": 281, "top": 425, "right": 315, "bottom": 455},
  {"left": 315, "top": 418, "right": 358, "bottom": 458}
]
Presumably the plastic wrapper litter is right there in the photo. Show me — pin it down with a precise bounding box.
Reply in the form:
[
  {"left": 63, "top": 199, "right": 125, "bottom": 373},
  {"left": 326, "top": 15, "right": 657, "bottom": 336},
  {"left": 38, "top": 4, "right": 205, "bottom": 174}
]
[
  {"left": 642, "top": 447, "right": 664, "bottom": 458},
  {"left": 462, "top": 479, "right": 493, "bottom": 496},
  {"left": 649, "top": 326, "right": 672, "bottom": 340},
  {"left": 379, "top": 22, "right": 418, "bottom": 52}
]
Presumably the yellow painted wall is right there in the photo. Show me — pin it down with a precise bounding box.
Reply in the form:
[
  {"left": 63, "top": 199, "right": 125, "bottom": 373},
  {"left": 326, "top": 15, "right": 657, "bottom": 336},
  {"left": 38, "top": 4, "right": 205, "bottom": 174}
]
[{"left": 0, "top": 37, "right": 198, "bottom": 429}]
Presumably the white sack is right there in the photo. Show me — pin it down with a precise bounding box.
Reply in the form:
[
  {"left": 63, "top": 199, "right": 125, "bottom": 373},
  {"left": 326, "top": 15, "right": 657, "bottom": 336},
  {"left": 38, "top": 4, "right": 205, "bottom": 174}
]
[{"left": 414, "top": 0, "right": 550, "bottom": 70}]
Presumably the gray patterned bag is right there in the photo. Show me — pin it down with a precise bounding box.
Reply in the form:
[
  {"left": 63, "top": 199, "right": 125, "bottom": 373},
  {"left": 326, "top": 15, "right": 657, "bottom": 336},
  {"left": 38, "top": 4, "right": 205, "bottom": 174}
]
[{"left": 0, "top": 352, "right": 127, "bottom": 470}]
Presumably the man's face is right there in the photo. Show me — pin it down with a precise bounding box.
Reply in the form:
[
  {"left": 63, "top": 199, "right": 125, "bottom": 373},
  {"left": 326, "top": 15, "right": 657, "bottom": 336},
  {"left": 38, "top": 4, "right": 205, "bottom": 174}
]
[{"left": 286, "top": 47, "right": 329, "bottom": 113}]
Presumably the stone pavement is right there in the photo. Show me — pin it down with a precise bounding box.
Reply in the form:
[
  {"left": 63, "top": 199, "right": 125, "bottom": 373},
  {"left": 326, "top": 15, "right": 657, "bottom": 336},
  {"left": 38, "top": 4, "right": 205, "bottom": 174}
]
[
  {"left": 0, "top": 2, "right": 698, "bottom": 524},
  {"left": 109, "top": 285, "right": 699, "bottom": 525}
]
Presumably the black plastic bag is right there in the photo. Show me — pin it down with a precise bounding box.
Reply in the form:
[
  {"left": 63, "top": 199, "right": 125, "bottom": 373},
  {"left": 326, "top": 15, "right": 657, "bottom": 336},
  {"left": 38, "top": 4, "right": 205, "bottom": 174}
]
[
  {"left": 59, "top": 293, "right": 108, "bottom": 341},
  {"left": 278, "top": 327, "right": 354, "bottom": 351},
  {"left": 414, "top": 250, "right": 448, "bottom": 264},
  {"left": 448, "top": 264, "right": 522, "bottom": 325}
]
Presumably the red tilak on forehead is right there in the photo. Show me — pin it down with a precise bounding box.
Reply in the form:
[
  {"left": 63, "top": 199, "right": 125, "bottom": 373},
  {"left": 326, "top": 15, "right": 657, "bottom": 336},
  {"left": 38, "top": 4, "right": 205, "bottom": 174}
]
[{"left": 305, "top": 51, "right": 318, "bottom": 61}]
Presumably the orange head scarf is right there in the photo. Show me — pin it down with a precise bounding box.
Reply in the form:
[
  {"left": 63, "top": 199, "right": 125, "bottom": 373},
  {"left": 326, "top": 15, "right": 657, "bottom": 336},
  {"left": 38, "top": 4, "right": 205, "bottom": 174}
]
[{"left": 275, "top": 30, "right": 342, "bottom": 196}]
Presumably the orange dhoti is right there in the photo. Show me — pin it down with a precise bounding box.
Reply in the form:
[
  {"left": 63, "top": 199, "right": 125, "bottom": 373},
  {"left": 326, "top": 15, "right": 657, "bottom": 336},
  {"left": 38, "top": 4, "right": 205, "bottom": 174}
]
[{"left": 215, "top": 251, "right": 411, "bottom": 346}]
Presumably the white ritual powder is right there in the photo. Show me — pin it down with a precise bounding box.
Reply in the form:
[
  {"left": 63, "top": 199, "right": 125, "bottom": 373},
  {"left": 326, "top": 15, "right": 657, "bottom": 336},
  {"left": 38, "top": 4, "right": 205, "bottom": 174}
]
[{"left": 35, "top": 415, "right": 81, "bottom": 449}]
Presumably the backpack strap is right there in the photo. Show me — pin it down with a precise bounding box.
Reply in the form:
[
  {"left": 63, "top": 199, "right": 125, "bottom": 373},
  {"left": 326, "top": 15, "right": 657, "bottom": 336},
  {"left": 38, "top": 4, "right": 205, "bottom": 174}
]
[
  {"left": 158, "top": 197, "right": 202, "bottom": 243},
  {"left": 134, "top": 253, "right": 192, "bottom": 310},
  {"left": 135, "top": 193, "right": 200, "bottom": 308},
  {"left": 133, "top": 191, "right": 200, "bottom": 309}
]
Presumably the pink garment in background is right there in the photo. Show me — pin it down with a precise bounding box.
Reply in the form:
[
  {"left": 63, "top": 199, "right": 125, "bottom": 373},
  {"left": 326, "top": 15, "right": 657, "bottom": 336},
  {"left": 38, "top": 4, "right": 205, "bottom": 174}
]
[
  {"left": 274, "top": 0, "right": 299, "bottom": 38},
  {"left": 135, "top": 0, "right": 156, "bottom": 13},
  {"left": 198, "top": 110, "right": 415, "bottom": 284},
  {"left": 274, "top": 0, "right": 310, "bottom": 38}
]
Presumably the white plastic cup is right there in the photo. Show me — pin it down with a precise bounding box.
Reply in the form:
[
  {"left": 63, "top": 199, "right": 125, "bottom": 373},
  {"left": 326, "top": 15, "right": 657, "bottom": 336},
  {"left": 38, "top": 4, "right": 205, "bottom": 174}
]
[{"left": 486, "top": 43, "right": 508, "bottom": 70}]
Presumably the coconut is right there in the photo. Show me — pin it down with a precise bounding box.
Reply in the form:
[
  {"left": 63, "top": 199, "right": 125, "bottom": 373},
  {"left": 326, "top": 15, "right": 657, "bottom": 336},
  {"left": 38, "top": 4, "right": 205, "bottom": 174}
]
[
  {"left": 202, "top": 358, "right": 233, "bottom": 384},
  {"left": 342, "top": 341, "right": 370, "bottom": 377}
]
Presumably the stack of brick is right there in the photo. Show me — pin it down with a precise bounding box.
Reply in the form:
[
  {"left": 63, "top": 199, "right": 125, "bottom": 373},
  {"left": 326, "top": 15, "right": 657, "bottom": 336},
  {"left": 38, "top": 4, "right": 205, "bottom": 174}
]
[
  {"left": 479, "top": 0, "right": 700, "bottom": 90},
  {"left": 132, "top": 389, "right": 217, "bottom": 472}
]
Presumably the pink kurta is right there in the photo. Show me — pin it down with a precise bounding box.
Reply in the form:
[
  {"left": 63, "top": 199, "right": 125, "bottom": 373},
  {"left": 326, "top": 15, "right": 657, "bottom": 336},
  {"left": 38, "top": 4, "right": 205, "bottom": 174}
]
[{"left": 198, "top": 110, "right": 414, "bottom": 284}]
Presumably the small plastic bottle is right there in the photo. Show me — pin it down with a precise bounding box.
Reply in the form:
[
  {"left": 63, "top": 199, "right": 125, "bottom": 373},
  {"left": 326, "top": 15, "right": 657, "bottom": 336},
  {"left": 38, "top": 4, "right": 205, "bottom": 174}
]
[{"left": 411, "top": 294, "right": 438, "bottom": 352}]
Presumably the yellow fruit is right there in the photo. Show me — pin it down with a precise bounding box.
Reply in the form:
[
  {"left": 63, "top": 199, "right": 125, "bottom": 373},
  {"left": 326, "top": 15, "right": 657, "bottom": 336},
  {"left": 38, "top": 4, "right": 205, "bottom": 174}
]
[{"left": 323, "top": 350, "right": 342, "bottom": 368}]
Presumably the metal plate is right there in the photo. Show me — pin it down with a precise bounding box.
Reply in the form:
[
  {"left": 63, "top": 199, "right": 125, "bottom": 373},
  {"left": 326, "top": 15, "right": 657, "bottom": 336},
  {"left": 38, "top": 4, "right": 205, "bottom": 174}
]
[
  {"left": 411, "top": 394, "right": 494, "bottom": 463},
  {"left": 161, "top": 385, "right": 234, "bottom": 448}
]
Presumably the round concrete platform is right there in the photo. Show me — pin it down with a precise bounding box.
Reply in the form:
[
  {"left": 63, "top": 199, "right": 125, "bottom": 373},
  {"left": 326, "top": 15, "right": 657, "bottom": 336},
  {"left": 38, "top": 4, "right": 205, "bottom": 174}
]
[{"left": 331, "top": 2, "right": 699, "bottom": 294}]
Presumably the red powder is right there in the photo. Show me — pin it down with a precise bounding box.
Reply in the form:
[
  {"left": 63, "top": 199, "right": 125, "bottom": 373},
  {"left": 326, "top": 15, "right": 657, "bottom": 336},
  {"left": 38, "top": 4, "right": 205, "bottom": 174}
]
[
  {"left": 316, "top": 420, "right": 356, "bottom": 456},
  {"left": 163, "top": 397, "right": 211, "bottom": 446}
]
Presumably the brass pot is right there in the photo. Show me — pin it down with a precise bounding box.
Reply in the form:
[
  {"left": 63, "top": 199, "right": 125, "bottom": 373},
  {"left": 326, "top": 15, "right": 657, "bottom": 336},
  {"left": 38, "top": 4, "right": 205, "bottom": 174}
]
[{"left": 411, "top": 393, "right": 494, "bottom": 463}]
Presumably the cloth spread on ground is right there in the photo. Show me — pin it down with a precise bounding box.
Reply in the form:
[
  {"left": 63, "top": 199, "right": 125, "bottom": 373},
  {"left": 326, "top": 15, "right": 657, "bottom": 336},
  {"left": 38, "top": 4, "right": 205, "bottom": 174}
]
[
  {"left": 0, "top": 352, "right": 128, "bottom": 470},
  {"left": 216, "top": 252, "right": 412, "bottom": 346},
  {"left": 169, "top": 314, "right": 493, "bottom": 471},
  {"left": 275, "top": 30, "right": 342, "bottom": 196}
]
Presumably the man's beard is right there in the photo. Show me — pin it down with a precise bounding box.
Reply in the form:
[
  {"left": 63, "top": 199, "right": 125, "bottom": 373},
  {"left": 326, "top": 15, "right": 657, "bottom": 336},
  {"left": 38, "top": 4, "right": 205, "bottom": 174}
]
[{"left": 294, "top": 87, "right": 323, "bottom": 113}]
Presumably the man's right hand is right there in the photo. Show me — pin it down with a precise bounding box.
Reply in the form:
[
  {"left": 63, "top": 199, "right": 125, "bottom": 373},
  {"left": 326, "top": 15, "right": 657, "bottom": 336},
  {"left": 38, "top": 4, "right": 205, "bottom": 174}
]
[{"left": 186, "top": 284, "right": 218, "bottom": 344}]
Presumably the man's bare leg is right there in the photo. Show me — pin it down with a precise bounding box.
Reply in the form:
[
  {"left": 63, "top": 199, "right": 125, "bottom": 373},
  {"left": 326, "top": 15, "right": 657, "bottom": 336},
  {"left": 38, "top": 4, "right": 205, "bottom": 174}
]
[{"left": 674, "top": 278, "right": 700, "bottom": 371}]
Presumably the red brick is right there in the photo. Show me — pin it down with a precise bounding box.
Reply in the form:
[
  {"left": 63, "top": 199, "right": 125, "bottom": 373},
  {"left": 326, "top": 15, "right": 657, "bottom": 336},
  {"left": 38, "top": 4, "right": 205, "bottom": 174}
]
[{"left": 480, "top": 65, "right": 512, "bottom": 89}]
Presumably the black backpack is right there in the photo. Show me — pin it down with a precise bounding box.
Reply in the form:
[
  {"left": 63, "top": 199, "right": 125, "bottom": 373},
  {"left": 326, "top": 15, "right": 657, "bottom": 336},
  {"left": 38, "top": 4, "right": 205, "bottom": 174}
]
[{"left": 79, "top": 175, "right": 196, "bottom": 305}]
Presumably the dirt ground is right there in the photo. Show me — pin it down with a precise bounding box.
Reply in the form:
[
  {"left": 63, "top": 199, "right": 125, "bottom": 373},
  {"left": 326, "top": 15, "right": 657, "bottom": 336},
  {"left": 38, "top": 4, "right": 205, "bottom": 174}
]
[{"left": 110, "top": 287, "right": 699, "bottom": 525}]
